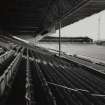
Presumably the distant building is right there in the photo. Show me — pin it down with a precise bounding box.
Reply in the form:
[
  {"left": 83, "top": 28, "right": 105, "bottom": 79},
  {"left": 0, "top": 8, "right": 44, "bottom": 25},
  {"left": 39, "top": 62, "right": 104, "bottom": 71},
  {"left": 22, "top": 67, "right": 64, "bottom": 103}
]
[
  {"left": 40, "top": 36, "right": 93, "bottom": 43},
  {"left": 95, "top": 40, "right": 105, "bottom": 45}
]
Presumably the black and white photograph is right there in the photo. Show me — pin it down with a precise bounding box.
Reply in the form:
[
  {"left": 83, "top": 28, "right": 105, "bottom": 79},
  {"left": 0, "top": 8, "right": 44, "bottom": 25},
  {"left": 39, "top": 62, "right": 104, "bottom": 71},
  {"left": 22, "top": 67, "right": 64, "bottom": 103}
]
[{"left": 0, "top": 0, "right": 105, "bottom": 105}]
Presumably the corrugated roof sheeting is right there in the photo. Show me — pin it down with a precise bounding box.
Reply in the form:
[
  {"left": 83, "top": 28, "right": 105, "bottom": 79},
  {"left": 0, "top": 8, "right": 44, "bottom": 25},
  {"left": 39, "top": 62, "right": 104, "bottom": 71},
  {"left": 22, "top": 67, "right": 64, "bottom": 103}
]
[
  {"left": 61, "top": 0, "right": 105, "bottom": 28},
  {"left": 0, "top": 0, "right": 105, "bottom": 36},
  {"left": 43, "top": 0, "right": 89, "bottom": 30}
]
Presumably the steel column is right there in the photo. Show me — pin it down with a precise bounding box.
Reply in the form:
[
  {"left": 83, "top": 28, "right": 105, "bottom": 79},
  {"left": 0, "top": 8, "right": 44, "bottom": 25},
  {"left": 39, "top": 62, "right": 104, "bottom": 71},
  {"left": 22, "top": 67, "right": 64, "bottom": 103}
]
[{"left": 59, "top": 22, "right": 61, "bottom": 56}]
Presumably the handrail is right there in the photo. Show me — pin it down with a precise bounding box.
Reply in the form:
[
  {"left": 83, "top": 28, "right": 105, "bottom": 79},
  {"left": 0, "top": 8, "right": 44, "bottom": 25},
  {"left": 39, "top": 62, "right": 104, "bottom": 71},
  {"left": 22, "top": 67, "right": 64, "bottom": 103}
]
[
  {"left": 25, "top": 48, "right": 36, "bottom": 105},
  {"left": 48, "top": 81, "right": 105, "bottom": 97},
  {"left": 0, "top": 50, "right": 15, "bottom": 64},
  {"left": 0, "top": 49, "right": 23, "bottom": 97}
]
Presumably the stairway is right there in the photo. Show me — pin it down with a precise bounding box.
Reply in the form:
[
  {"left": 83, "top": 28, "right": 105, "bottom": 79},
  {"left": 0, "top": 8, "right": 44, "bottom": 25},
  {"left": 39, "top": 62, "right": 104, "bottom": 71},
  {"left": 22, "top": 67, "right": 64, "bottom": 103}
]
[
  {"left": 5, "top": 58, "right": 26, "bottom": 105},
  {"left": 30, "top": 60, "right": 50, "bottom": 105}
]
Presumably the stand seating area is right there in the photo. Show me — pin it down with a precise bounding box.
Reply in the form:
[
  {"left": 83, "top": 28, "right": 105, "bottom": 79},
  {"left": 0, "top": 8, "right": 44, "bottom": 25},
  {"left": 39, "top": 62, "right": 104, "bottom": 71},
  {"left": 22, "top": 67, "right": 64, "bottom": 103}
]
[{"left": 0, "top": 46, "right": 105, "bottom": 105}]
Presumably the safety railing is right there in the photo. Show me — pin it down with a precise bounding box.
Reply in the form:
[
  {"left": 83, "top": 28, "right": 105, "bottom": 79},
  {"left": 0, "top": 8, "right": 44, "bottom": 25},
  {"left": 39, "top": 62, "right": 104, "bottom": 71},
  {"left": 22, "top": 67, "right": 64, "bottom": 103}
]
[
  {"left": 14, "top": 46, "right": 23, "bottom": 56},
  {"left": 0, "top": 51, "right": 22, "bottom": 97},
  {"left": 0, "top": 50, "right": 15, "bottom": 64}
]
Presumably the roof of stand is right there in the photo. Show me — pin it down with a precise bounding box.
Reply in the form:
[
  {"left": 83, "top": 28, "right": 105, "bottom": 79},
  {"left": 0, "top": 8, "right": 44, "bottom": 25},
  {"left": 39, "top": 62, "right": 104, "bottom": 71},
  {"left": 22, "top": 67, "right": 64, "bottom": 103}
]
[{"left": 0, "top": 0, "right": 105, "bottom": 37}]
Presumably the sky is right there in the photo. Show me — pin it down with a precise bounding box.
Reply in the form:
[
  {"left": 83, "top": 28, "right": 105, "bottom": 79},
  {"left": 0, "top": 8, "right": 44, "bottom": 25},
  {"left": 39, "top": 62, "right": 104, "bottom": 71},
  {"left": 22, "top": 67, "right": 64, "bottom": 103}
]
[{"left": 50, "top": 10, "right": 105, "bottom": 40}]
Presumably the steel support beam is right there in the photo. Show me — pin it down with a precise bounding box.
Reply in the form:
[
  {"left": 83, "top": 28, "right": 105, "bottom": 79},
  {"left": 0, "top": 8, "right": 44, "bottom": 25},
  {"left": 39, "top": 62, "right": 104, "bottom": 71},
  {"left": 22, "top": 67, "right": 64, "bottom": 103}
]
[{"left": 59, "top": 22, "right": 61, "bottom": 56}]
